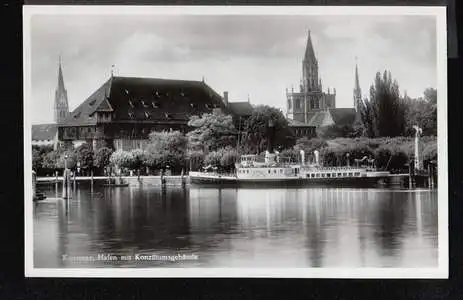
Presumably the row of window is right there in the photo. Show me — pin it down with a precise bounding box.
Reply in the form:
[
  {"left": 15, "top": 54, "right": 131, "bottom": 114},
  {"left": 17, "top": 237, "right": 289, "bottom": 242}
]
[
  {"left": 288, "top": 98, "right": 321, "bottom": 110},
  {"left": 238, "top": 169, "right": 291, "bottom": 174},
  {"left": 124, "top": 88, "right": 187, "bottom": 98},
  {"left": 308, "top": 172, "right": 361, "bottom": 178}
]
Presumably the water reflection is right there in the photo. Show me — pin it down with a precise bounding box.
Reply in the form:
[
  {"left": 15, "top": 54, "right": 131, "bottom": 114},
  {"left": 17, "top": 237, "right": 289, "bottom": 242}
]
[{"left": 34, "top": 183, "right": 438, "bottom": 268}]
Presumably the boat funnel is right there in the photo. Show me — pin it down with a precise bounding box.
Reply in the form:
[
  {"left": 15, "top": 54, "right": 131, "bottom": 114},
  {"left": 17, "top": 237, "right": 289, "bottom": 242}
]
[
  {"left": 300, "top": 150, "right": 305, "bottom": 165},
  {"left": 265, "top": 150, "right": 270, "bottom": 164},
  {"left": 314, "top": 150, "right": 320, "bottom": 165}
]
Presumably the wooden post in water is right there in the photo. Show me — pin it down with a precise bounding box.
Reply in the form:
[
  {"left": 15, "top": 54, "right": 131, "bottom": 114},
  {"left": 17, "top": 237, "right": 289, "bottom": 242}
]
[{"left": 91, "top": 168, "right": 94, "bottom": 185}]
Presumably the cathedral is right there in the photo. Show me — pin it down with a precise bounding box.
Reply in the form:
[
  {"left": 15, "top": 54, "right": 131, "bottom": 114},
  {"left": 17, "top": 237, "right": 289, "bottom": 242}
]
[
  {"left": 31, "top": 58, "right": 70, "bottom": 149},
  {"left": 286, "top": 31, "right": 357, "bottom": 136}
]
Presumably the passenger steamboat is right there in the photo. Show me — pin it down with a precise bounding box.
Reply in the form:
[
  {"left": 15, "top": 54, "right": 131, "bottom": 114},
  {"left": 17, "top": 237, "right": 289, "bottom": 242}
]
[{"left": 189, "top": 150, "right": 391, "bottom": 188}]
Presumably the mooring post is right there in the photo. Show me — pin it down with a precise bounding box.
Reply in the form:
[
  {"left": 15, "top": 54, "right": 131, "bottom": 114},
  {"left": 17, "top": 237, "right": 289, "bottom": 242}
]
[{"left": 91, "top": 168, "right": 94, "bottom": 186}]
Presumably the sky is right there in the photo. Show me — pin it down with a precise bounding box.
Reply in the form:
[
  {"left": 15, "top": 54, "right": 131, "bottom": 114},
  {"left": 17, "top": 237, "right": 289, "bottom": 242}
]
[{"left": 29, "top": 13, "right": 437, "bottom": 124}]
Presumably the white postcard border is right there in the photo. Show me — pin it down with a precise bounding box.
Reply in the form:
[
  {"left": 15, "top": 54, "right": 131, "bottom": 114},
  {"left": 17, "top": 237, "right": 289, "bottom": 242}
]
[{"left": 23, "top": 5, "right": 448, "bottom": 278}]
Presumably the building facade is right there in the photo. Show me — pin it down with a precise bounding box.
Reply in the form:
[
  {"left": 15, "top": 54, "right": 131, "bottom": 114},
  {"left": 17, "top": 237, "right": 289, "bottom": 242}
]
[{"left": 57, "top": 75, "right": 246, "bottom": 151}]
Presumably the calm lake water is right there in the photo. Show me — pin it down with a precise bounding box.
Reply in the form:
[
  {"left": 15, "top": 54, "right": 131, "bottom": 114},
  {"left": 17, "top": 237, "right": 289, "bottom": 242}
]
[{"left": 33, "top": 183, "right": 438, "bottom": 268}]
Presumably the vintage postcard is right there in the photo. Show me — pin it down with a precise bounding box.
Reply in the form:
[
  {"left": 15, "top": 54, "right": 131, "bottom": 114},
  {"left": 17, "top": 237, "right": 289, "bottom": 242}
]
[{"left": 24, "top": 5, "right": 448, "bottom": 278}]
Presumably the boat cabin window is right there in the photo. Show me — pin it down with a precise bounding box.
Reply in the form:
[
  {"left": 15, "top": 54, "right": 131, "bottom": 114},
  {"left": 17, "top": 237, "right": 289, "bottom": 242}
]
[
  {"left": 316, "top": 173, "right": 320, "bottom": 178},
  {"left": 322, "top": 173, "right": 325, "bottom": 178},
  {"left": 355, "top": 172, "right": 360, "bottom": 176},
  {"left": 274, "top": 170, "right": 277, "bottom": 174},
  {"left": 338, "top": 173, "right": 342, "bottom": 177},
  {"left": 268, "top": 170, "right": 271, "bottom": 174},
  {"left": 327, "top": 173, "right": 331, "bottom": 178},
  {"left": 343, "top": 173, "right": 347, "bottom": 176},
  {"left": 311, "top": 174, "right": 315, "bottom": 178},
  {"left": 348, "top": 172, "right": 353, "bottom": 176}
]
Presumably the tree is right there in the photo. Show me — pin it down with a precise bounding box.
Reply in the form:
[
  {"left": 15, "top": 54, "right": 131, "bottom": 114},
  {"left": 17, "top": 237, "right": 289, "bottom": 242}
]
[
  {"left": 110, "top": 150, "right": 134, "bottom": 175},
  {"left": 129, "top": 148, "right": 147, "bottom": 177},
  {"left": 294, "top": 137, "right": 327, "bottom": 153},
  {"left": 187, "top": 110, "right": 237, "bottom": 153},
  {"left": 423, "top": 88, "right": 437, "bottom": 105},
  {"left": 145, "top": 130, "right": 188, "bottom": 174},
  {"left": 359, "top": 71, "right": 406, "bottom": 137},
  {"left": 75, "top": 143, "right": 94, "bottom": 175},
  {"left": 56, "top": 150, "right": 78, "bottom": 170},
  {"left": 316, "top": 124, "right": 356, "bottom": 139},
  {"left": 219, "top": 147, "right": 240, "bottom": 173},
  {"left": 403, "top": 88, "right": 437, "bottom": 136},
  {"left": 241, "top": 105, "right": 295, "bottom": 154},
  {"left": 32, "top": 148, "right": 42, "bottom": 172},
  {"left": 94, "top": 147, "right": 113, "bottom": 173},
  {"left": 204, "top": 150, "right": 222, "bottom": 170}
]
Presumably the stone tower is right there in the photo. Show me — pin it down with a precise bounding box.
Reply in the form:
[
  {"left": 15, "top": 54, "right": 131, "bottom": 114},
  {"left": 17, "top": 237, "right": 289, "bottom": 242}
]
[
  {"left": 54, "top": 56, "right": 70, "bottom": 124},
  {"left": 286, "top": 30, "right": 336, "bottom": 123}
]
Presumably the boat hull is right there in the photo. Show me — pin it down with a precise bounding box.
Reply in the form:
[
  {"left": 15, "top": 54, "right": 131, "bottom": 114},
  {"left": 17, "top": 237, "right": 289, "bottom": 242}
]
[{"left": 189, "top": 173, "right": 390, "bottom": 188}]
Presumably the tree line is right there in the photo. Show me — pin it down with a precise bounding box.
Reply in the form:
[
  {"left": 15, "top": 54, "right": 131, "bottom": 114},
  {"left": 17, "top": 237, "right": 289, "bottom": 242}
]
[
  {"left": 32, "top": 106, "right": 293, "bottom": 176},
  {"left": 32, "top": 69, "right": 437, "bottom": 175}
]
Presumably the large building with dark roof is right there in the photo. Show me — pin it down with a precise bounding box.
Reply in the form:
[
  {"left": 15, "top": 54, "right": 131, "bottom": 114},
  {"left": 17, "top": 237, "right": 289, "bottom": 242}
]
[
  {"left": 286, "top": 30, "right": 358, "bottom": 138},
  {"left": 57, "top": 74, "right": 250, "bottom": 151}
]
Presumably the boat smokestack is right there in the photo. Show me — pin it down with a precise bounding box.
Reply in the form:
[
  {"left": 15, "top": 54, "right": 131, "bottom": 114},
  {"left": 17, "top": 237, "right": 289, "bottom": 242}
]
[
  {"left": 300, "top": 150, "right": 305, "bottom": 165},
  {"left": 265, "top": 150, "right": 270, "bottom": 164},
  {"left": 314, "top": 150, "right": 320, "bottom": 165}
]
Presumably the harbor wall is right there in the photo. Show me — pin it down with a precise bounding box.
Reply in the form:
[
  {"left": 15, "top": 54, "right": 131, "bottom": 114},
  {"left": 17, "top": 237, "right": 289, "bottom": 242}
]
[{"left": 36, "top": 175, "right": 190, "bottom": 187}]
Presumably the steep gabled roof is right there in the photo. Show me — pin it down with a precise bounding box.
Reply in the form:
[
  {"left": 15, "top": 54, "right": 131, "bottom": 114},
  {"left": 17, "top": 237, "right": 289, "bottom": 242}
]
[
  {"left": 32, "top": 124, "right": 58, "bottom": 141},
  {"left": 308, "top": 111, "right": 332, "bottom": 127},
  {"left": 60, "top": 76, "right": 233, "bottom": 127},
  {"left": 61, "top": 77, "right": 112, "bottom": 126},
  {"left": 228, "top": 101, "right": 253, "bottom": 117},
  {"left": 328, "top": 108, "right": 356, "bottom": 126}
]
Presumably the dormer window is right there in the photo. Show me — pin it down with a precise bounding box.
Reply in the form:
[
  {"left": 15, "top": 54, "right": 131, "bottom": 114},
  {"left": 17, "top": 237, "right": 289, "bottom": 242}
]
[
  {"left": 141, "top": 99, "right": 148, "bottom": 108},
  {"left": 128, "top": 111, "right": 135, "bottom": 119},
  {"left": 89, "top": 99, "right": 96, "bottom": 106},
  {"left": 190, "top": 103, "right": 197, "bottom": 108},
  {"left": 144, "top": 111, "right": 151, "bottom": 119},
  {"left": 74, "top": 111, "right": 81, "bottom": 118},
  {"left": 154, "top": 90, "right": 160, "bottom": 98},
  {"left": 124, "top": 88, "right": 130, "bottom": 95},
  {"left": 152, "top": 101, "right": 160, "bottom": 108},
  {"left": 164, "top": 112, "right": 171, "bottom": 119},
  {"left": 128, "top": 99, "right": 134, "bottom": 108}
]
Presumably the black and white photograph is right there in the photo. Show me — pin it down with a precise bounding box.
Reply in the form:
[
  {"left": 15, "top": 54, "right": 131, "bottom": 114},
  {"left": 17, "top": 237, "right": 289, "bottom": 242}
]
[{"left": 24, "top": 6, "right": 448, "bottom": 278}]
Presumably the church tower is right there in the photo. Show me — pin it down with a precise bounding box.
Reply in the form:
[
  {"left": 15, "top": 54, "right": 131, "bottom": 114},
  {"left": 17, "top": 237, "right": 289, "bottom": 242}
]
[
  {"left": 302, "top": 30, "right": 319, "bottom": 92},
  {"left": 54, "top": 56, "right": 70, "bottom": 124}
]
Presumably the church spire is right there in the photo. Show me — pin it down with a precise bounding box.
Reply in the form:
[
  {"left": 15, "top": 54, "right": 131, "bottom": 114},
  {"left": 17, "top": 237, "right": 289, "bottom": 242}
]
[
  {"left": 54, "top": 56, "right": 70, "bottom": 124},
  {"left": 304, "top": 30, "right": 317, "bottom": 63},
  {"left": 353, "top": 56, "right": 362, "bottom": 111}
]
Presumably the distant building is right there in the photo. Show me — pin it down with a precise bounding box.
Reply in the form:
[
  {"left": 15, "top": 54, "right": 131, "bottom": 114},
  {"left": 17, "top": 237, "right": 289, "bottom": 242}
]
[
  {"left": 31, "top": 124, "right": 58, "bottom": 147},
  {"left": 286, "top": 30, "right": 357, "bottom": 137},
  {"left": 57, "top": 75, "right": 243, "bottom": 151}
]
